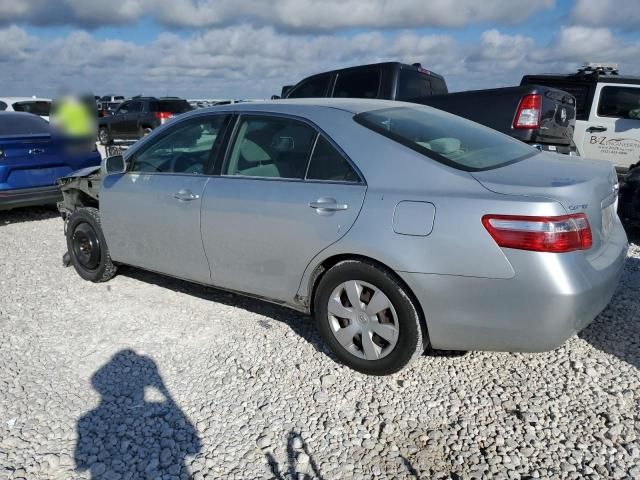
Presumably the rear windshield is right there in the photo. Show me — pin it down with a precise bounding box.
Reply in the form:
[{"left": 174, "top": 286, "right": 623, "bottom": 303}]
[
  {"left": 12, "top": 101, "right": 51, "bottom": 117},
  {"left": 0, "top": 114, "right": 50, "bottom": 135},
  {"left": 354, "top": 106, "right": 536, "bottom": 171},
  {"left": 156, "top": 100, "right": 192, "bottom": 113}
]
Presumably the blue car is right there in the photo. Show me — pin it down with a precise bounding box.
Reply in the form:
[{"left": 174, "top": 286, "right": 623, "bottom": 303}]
[{"left": 0, "top": 112, "right": 101, "bottom": 210}]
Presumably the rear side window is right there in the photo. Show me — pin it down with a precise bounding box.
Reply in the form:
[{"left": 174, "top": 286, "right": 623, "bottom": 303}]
[
  {"left": 355, "top": 106, "right": 536, "bottom": 171},
  {"left": 598, "top": 86, "right": 640, "bottom": 119},
  {"left": 225, "top": 116, "right": 316, "bottom": 179},
  {"left": 0, "top": 101, "right": 7, "bottom": 111},
  {"left": 334, "top": 70, "right": 381, "bottom": 99},
  {"left": 0, "top": 114, "right": 50, "bottom": 135},
  {"left": 128, "top": 101, "right": 143, "bottom": 113},
  {"left": 306, "top": 136, "right": 360, "bottom": 182},
  {"left": 287, "top": 74, "right": 331, "bottom": 99},
  {"left": 397, "top": 70, "right": 432, "bottom": 101},
  {"left": 12, "top": 101, "right": 51, "bottom": 117}
]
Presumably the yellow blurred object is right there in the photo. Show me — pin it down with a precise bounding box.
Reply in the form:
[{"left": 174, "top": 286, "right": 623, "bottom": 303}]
[{"left": 54, "top": 97, "right": 96, "bottom": 138}]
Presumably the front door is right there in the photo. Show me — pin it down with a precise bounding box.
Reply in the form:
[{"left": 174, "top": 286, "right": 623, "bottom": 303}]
[
  {"left": 201, "top": 114, "right": 366, "bottom": 303},
  {"left": 581, "top": 83, "right": 640, "bottom": 169},
  {"left": 101, "top": 114, "right": 230, "bottom": 283}
]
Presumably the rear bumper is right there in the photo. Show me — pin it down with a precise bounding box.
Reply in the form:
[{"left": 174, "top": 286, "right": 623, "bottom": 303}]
[
  {"left": 0, "top": 185, "right": 62, "bottom": 211},
  {"left": 399, "top": 220, "right": 628, "bottom": 352}
]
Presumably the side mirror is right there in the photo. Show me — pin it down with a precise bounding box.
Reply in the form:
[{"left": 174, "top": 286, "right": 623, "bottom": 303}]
[
  {"left": 104, "top": 155, "right": 127, "bottom": 175},
  {"left": 271, "top": 95, "right": 281, "bottom": 100}
]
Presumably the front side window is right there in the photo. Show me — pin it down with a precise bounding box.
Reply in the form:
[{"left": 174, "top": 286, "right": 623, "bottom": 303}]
[
  {"left": 334, "top": 70, "right": 381, "bottom": 99},
  {"left": 131, "top": 115, "right": 228, "bottom": 174},
  {"left": 355, "top": 106, "right": 536, "bottom": 171},
  {"left": 306, "top": 136, "right": 360, "bottom": 182},
  {"left": 224, "top": 116, "right": 316, "bottom": 179},
  {"left": 116, "top": 102, "right": 130, "bottom": 114},
  {"left": 286, "top": 74, "right": 331, "bottom": 99},
  {"left": 598, "top": 86, "right": 640, "bottom": 119}
]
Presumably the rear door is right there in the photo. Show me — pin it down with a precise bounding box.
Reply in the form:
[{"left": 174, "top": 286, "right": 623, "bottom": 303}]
[
  {"left": 122, "top": 100, "right": 143, "bottom": 138},
  {"left": 100, "top": 113, "right": 231, "bottom": 283},
  {"left": 581, "top": 83, "right": 640, "bottom": 169},
  {"left": 201, "top": 113, "right": 366, "bottom": 303}
]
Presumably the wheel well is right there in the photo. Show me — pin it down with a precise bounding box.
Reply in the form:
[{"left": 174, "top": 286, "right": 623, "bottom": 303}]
[{"left": 308, "top": 254, "right": 430, "bottom": 342}]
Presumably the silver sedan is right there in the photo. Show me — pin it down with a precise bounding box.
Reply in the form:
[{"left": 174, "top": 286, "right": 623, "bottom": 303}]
[{"left": 62, "top": 99, "right": 628, "bottom": 375}]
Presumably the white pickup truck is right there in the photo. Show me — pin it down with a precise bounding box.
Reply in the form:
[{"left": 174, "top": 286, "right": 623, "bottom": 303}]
[{"left": 522, "top": 63, "right": 640, "bottom": 172}]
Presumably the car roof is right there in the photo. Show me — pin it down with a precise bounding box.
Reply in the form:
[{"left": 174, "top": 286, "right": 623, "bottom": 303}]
[{"left": 195, "top": 98, "right": 418, "bottom": 115}]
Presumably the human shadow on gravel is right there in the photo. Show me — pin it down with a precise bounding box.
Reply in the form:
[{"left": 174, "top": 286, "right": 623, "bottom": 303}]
[
  {"left": 0, "top": 205, "right": 59, "bottom": 226},
  {"left": 263, "top": 431, "right": 324, "bottom": 480},
  {"left": 578, "top": 256, "right": 640, "bottom": 370},
  {"left": 74, "top": 349, "right": 202, "bottom": 479}
]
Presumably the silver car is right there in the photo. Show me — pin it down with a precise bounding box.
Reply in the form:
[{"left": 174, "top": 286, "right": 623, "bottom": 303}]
[{"left": 61, "top": 99, "right": 628, "bottom": 375}]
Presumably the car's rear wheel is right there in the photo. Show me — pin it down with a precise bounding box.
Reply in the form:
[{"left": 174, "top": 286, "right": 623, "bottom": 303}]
[
  {"left": 66, "top": 207, "right": 117, "bottom": 282},
  {"left": 98, "top": 127, "right": 111, "bottom": 146},
  {"left": 313, "top": 259, "right": 426, "bottom": 375}
]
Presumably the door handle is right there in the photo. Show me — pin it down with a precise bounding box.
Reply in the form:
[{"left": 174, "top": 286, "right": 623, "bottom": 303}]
[
  {"left": 586, "top": 125, "right": 608, "bottom": 133},
  {"left": 172, "top": 189, "right": 200, "bottom": 201},
  {"left": 309, "top": 197, "right": 348, "bottom": 212}
]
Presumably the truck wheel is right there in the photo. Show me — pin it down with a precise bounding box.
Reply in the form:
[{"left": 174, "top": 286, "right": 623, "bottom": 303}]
[
  {"left": 66, "top": 207, "right": 117, "bottom": 283},
  {"left": 98, "top": 127, "right": 111, "bottom": 146},
  {"left": 313, "top": 259, "right": 427, "bottom": 375}
]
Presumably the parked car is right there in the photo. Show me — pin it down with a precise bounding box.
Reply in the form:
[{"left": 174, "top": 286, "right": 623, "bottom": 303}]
[
  {"left": 100, "top": 95, "right": 125, "bottom": 104},
  {"left": 0, "top": 112, "right": 101, "bottom": 210},
  {"left": 0, "top": 97, "right": 52, "bottom": 121},
  {"left": 522, "top": 63, "right": 640, "bottom": 170},
  {"left": 280, "top": 62, "right": 577, "bottom": 155},
  {"left": 98, "top": 96, "right": 192, "bottom": 145},
  {"left": 58, "top": 99, "right": 627, "bottom": 375}
]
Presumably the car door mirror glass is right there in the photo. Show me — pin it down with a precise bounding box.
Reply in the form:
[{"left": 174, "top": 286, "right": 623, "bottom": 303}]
[{"left": 104, "top": 155, "right": 127, "bottom": 175}]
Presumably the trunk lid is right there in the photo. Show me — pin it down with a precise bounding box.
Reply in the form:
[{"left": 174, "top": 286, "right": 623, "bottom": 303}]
[
  {"left": 0, "top": 134, "right": 75, "bottom": 189},
  {"left": 471, "top": 152, "right": 619, "bottom": 253}
]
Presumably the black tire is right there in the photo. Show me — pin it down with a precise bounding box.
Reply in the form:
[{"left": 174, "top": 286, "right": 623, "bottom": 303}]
[
  {"left": 66, "top": 207, "right": 117, "bottom": 283},
  {"left": 98, "top": 127, "right": 111, "bottom": 146},
  {"left": 313, "top": 259, "right": 427, "bottom": 375}
]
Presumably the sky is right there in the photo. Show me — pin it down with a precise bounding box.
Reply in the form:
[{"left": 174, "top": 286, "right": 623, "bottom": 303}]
[{"left": 0, "top": 0, "right": 639, "bottom": 99}]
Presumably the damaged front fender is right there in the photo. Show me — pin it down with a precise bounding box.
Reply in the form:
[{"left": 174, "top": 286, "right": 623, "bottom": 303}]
[{"left": 57, "top": 165, "right": 102, "bottom": 218}]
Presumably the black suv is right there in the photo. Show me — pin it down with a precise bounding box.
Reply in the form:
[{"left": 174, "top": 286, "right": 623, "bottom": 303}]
[
  {"left": 281, "top": 62, "right": 448, "bottom": 101},
  {"left": 98, "top": 96, "right": 192, "bottom": 145}
]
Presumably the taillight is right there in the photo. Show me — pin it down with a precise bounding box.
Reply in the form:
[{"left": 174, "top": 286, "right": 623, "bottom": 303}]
[
  {"left": 513, "top": 94, "right": 541, "bottom": 129},
  {"left": 155, "top": 111, "right": 172, "bottom": 123},
  {"left": 482, "top": 214, "right": 592, "bottom": 253}
]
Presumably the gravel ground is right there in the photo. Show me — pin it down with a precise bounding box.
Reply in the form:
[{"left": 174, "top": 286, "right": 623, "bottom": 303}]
[{"left": 0, "top": 207, "right": 639, "bottom": 480}]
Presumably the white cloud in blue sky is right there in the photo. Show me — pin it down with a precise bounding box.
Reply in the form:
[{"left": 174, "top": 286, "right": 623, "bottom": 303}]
[{"left": 0, "top": 0, "right": 638, "bottom": 98}]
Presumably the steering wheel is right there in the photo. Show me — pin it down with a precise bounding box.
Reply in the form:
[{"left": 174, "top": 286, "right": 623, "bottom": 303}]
[{"left": 168, "top": 152, "right": 190, "bottom": 173}]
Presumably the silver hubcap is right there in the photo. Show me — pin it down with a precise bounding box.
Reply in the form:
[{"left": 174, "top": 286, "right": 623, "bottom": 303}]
[{"left": 327, "top": 280, "right": 399, "bottom": 361}]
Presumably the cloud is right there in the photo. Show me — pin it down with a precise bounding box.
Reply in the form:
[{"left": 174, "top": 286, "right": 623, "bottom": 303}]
[
  {"left": 0, "top": 0, "right": 554, "bottom": 30},
  {"left": 0, "top": 23, "right": 637, "bottom": 99},
  {"left": 570, "top": 0, "right": 640, "bottom": 30}
]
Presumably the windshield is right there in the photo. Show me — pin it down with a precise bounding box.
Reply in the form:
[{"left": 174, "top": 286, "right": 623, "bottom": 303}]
[
  {"left": 354, "top": 106, "right": 536, "bottom": 171},
  {"left": 12, "top": 101, "right": 51, "bottom": 117}
]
